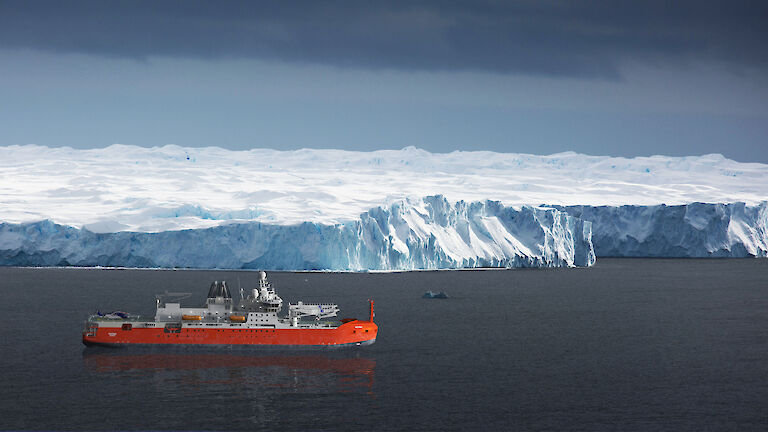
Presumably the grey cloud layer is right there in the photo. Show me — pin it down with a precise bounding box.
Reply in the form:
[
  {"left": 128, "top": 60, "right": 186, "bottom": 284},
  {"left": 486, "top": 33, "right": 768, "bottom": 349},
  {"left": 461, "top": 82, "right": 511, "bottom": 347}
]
[{"left": 1, "top": 0, "right": 766, "bottom": 77}]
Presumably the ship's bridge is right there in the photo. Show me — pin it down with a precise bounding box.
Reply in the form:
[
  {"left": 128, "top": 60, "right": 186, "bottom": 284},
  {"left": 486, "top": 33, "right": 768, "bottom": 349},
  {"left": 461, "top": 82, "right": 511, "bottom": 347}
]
[{"left": 238, "top": 271, "right": 283, "bottom": 314}]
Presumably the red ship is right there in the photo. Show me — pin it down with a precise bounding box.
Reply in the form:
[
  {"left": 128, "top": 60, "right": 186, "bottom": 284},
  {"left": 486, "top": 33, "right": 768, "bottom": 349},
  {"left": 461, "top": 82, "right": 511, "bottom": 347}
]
[{"left": 82, "top": 271, "right": 377, "bottom": 348}]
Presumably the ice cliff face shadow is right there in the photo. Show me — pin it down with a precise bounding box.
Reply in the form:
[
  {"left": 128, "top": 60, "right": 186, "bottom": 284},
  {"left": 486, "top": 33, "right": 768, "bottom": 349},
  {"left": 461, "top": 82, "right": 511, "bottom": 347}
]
[{"left": 558, "top": 201, "right": 768, "bottom": 257}]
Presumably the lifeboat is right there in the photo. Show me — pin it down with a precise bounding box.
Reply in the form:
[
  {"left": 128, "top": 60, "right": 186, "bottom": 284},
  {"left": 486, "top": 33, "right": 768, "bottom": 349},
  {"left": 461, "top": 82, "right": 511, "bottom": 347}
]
[
  {"left": 182, "top": 314, "right": 202, "bottom": 321},
  {"left": 229, "top": 315, "right": 246, "bottom": 323}
]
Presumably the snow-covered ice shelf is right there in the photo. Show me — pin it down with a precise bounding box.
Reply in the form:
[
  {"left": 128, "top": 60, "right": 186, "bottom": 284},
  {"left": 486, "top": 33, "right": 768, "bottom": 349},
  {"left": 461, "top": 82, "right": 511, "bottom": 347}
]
[
  {"left": 1, "top": 144, "right": 766, "bottom": 232},
  {"left": 0, "top": 145, "right": 766, "bottom": 269}
]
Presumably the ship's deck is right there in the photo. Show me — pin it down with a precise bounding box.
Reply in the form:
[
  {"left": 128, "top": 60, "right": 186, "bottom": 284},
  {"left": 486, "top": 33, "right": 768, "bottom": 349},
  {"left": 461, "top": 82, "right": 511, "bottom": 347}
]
[
  {"left": 87, "top": 315, "right": 343, "bottom": 329},
  {"left": 88, "top": 315, "right": 151, "bottom": 322}
]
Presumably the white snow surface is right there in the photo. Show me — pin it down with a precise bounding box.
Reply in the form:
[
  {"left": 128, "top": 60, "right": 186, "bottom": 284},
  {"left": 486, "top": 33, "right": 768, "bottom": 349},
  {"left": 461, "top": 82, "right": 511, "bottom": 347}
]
[{"left": 1, "top": 144, "right": 767, "bottom": 233}]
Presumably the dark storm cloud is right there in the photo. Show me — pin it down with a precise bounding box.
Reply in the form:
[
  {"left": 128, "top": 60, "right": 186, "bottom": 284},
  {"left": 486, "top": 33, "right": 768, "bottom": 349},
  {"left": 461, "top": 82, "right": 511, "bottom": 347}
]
[{"left": 1, "top": 0, "right": 766, "bottom": 78}]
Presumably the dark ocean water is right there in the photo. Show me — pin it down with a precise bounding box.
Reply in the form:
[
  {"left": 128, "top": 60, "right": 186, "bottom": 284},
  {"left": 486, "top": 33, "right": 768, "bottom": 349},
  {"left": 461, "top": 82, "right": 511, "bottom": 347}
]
[{"left": 0, "top": 258, "right": 767, "bottom": 431}]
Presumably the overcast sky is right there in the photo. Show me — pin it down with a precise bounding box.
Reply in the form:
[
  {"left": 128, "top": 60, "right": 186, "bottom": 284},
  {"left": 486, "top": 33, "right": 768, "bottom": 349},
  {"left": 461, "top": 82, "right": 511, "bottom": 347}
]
[{"left": 1, "top": 0, "right": 767, "bottom": 162}]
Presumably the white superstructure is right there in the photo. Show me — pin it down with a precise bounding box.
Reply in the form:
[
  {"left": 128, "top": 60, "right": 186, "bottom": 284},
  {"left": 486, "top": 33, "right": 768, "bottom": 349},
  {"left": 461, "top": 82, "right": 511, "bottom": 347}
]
[{"left": 151, "top": 272, "right": 340, "bottom": 329}]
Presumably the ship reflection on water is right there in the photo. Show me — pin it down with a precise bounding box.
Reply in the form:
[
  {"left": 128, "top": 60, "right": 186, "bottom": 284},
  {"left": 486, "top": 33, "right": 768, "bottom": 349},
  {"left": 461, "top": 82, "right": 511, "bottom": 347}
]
[{"left": 83, "top": 351, "right": 376, "bottom": 396}]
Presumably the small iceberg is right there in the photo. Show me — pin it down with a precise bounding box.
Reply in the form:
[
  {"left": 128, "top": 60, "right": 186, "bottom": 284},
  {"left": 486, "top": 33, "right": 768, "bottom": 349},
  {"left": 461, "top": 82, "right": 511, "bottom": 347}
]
[{"left": 422, "top": 291, "right": 448, "bottom": 299}]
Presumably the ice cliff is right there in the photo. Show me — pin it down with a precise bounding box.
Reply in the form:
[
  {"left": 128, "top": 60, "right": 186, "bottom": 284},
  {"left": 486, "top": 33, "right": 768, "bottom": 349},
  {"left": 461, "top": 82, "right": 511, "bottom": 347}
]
[
  {"left": 0, "top": 196, "right": 595, "bottom": 270},
  {"left": 1, "top": 145, "right": 766, "bottom": 270},
  {"left": 1, "top": 199, "right": 765, "bottom": 271},
  {"left": 558, "top": 202, "right": 768, "bottom": 258}
]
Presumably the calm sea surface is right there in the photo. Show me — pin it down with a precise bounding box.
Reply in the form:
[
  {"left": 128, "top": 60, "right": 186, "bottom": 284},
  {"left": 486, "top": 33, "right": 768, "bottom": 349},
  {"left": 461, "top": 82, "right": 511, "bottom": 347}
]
[{"left": 0, "top": 258, "right": 767, "bottom": 431}]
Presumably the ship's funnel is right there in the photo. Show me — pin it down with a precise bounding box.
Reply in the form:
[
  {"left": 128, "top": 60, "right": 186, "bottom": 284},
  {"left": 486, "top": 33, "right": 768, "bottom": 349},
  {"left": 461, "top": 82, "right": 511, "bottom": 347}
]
[{"left": 207, "top": 281, "right": 232, "bottom": 299}]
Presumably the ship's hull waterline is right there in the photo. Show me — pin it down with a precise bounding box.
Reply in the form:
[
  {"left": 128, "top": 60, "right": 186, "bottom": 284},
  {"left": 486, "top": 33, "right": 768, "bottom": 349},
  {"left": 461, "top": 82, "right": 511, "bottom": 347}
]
[{"left": 82, "top": 320, "right": 378, "bottom": 348}]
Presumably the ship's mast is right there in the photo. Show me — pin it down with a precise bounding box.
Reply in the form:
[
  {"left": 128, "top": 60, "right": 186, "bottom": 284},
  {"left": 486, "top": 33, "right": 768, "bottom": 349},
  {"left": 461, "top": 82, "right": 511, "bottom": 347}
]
[{"left": 369, "top": 299, "right": 375, "bottom": 322}]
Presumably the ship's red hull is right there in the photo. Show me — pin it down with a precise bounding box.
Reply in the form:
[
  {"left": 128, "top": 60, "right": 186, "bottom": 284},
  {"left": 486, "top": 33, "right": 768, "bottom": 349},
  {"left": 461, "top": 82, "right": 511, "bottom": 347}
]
[{"left": 83, "top": 320, "right": 377, "bottom": 348}]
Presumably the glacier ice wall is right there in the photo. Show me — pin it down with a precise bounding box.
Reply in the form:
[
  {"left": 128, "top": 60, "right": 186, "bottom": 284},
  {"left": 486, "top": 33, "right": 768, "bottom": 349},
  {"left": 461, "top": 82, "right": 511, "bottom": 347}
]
[
  {"left": 0, "top": 196, "right": 595, "bottom": 270},
  {"left": 558, "top": 202, "right": 768, "bottom": 257}
]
